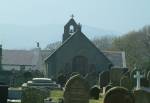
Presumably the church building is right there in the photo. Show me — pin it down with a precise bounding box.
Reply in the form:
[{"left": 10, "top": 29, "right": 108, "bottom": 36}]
[{"left": 44, "top": 17, "right": 126, "bottom": 78}]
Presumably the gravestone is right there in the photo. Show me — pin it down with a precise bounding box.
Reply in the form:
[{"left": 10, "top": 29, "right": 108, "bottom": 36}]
[
  {"left": 99, "top": 70, "right": 110, "bottom": 88},
  {"left": 64, "top": 74, "right": 90, "bottom": 103},
  {"left": 89, "top": 85, "right": 100, "bottom": 100},
  {"left": 120, "top": 76, "right": 133, "bottom": 90},
  {"left": 141, "top": 78, "right": 149, "bottom": 87},
  {"left": 133, "top": 89, "right": 150, "bottom": 103},
  {"left": 147, "top": 71, "right": 150, "bottom": 86},
  {"left": 133, "top": 70, "right": 144, "bottom": 90},
  {"left": 110, "top": 68, "right": 123, "bottom": 86},
  {"left": 130, "top": 68, "right": 143, "bottom": 87},
  {"left": 104, "top": 87, "right": 135, "bottom": 103},
  {"left": 0, "top": 82, "right": 8, "bottom": 103},
  {"left": 105, "top": 84, "right": 113, "bottom": 93}
]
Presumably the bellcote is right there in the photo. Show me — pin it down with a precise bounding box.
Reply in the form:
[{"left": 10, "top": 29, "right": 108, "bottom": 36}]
[{"left": 62, "top": 15, "right": 82, "bottom": 42}]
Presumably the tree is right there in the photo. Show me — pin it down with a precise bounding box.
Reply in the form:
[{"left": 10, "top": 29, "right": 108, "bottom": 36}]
[
  {"left": 45, "top": 41, "right": 61, "bottom": 50},
  {"left": 92, "top": 35, "right": 116, "bottom": 50},
  {"left": 23, "top": 71, "right": 33, "bottom": 82},
  {"left": 57, "top": 74, "right": 67, "bottom": 87},
  {"left": 112, "top": 25, "right": 150, "bottom": 70}
]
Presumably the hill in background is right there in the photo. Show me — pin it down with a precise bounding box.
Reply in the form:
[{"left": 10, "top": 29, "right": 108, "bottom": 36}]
[{"left": 0, "top": 24, "right": 119, "bottom": 49}]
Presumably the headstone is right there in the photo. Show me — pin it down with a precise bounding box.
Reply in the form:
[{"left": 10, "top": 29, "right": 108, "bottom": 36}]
[
  {"left": 147, "top": 71, "right": 150, "bottom": 79},
  {"left": 64, "top": 74, "right": 90, "bottom": 103},
  {"left": 105, "top": 84, "right": 113, "bottom": 93},
  {"left": 133, "top": 70, "right": 144, "bottom": 90},
  {"left": 89, "top": 85, "right": 100, "bottom": 100},
  {"left": 99, "top": 70, "right": 110, "bottom": 88},
  {"left": 133, "top": 89, "right": 150, "bottom": 103},
  {"left": 110, "top": 68, "right": 123, "bottom": 86},
  {"left": 147, "top": 71, "right": 150, "bottom": 86},
  {"left": 130, "top": 68, "right": 143, "bottom": 87},
  {"left": 141, "top": 78, "right": 149, "bottom": 87},
  {"left": 120, "top": 76, "right": 133, "bottom": 90},
  {"left": 104, "top": 87, "right": 135, "bottom": 103},
  {"left": 0, "top": 82, "right": 8, "bottom": 103}
]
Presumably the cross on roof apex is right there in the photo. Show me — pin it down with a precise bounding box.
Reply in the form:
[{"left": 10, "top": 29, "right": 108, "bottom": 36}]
[{"left": 70, "top": 14, "right": 74, "bottom": 19}]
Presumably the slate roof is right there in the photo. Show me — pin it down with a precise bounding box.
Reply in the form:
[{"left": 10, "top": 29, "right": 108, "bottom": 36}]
[
  {"left": 103, "top": 51, "right": 126, "bottom": 68},
  {"left": 1, "top": 47, "right": 126, "bottom": 67},
  {"left": 2, "top": 50, "right": 35, "bottom": 65},
  {"left": 1, "top": 49, "right": 54, "bottom": 66}
]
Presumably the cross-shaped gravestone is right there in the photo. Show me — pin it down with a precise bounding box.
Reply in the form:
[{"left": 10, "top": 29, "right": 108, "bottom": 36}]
[{"left": 134, "top": 70, "right": 144, "bottom": 90}]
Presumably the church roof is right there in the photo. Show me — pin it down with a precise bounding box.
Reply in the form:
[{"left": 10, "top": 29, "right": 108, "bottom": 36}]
[
  {"left": 44, "top": 30, "right": 111, "bottom": 63},
  {"left": 103, "top": 51, "right": 126, "bottom": 68},
  {"left": 2, "top": 50, "right": 35, "bottom": 66},
  {"left": 1, "top": 49, "right": 54, "bottom": 66},
  {"left": 1, "top": 47, "right": 126, "bottom": 68}
]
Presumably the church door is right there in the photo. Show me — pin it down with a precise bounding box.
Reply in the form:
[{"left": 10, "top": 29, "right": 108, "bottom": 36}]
[{"left": 72, "top": 56, "right": 88, "bottom": 75}]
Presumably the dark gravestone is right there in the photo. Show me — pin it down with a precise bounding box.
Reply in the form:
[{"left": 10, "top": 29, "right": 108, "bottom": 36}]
[
  {"left": 104, "top": 87, "right": 135, "bottom": 103},
  {"left": 89, "top": 85, "right": 100, "bottom": 100},
  {"left": 147, "top": 71, "right": 150, "bottom": 86},
  {"left": 133, "top": 89, "right": 150, "bottom": 103},
  {"left": 64, "top": 74, "right": 90, "bottom": 103},
  {"left": 105, "top": 84, "right": 113, "bottom": 93},
  {"left": 0, "top": 82, "right": 8, "bottom": 103},
  {"left": 99, "top": 70, "right": 110, "bottom": 88},
  {"left": 141, "top": 78, "right": 149, "bottom": 87},
  {"left": 110, "top": 68, "right": 123, "bottom": 86},
  {"left": 120, "top": 76, "right": 133, "bottom": 90}
]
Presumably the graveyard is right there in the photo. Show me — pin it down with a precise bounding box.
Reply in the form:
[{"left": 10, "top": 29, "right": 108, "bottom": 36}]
[{"left": 0, "top": 1, "right": 150, "bottom": 103}]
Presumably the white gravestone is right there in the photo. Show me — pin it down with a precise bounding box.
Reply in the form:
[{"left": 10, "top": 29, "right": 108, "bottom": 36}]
[{"left": 134, "top": 70, "right": 144, "bottom": 90}]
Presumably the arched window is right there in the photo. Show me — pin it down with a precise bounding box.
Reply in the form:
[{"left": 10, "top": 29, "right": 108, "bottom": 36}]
[{"left": 72, "top": 56, "right": 88, "bottom": 75}]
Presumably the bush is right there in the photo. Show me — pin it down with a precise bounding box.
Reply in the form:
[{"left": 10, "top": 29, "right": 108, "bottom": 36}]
[
  {"left": 90, "top": 85, "right": 100, "bottom": 100},
  {"left": 21, "top": 87, "right": 49, "bottom": 103}
]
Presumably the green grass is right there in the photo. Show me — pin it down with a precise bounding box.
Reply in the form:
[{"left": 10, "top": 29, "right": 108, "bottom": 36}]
[
  {"left": 50, "top": 90, "right": 64, "bottom": 101},
  {"left": 50, "top": 90, "right": 103, "bottom": 103}
]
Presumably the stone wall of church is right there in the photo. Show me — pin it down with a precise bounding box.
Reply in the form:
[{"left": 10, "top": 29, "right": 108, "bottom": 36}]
[{"left": 46, "top": 32, "right": 111, "bottom": 78}]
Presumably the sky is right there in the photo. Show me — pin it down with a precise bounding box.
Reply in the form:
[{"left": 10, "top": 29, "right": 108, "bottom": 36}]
[{"left": 0, "top": 0, "right": 150, "bottom": 49}]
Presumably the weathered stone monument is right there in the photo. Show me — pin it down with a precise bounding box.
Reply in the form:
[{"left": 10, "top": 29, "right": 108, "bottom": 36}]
[
  {"left": 0, "top": 82, "right": 8, "bottom": 103},
  {"left": 64, "top": 74, "right": 90, "bottom": 103},
  {"left": 133, "top": 89, "right": 150, "bottom": 103},
  {"left": 104, "top": 87, "right": 135, "bottom": 103},
  {"left": 110, "top": 68, "right": 123, "bottom": 86},
  {"left": 147, "top": 71, "right": 150, "bottom": 86},
  {"left": 133, "top": 70, "right": 144, "bottom": 90},
  {"left": 99, "top": 70, "right": 110, "bottom": 88},
  {"left": 140, "top": 78, "right": 149, "bottom": 87},
  {"left": 120, "top": 76, "right": 133, "bottom": 90}
]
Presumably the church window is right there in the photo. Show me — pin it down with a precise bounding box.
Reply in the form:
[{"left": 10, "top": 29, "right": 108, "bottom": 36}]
[{"left": 72, "top": 56, "right": 88, "bottom": 75}]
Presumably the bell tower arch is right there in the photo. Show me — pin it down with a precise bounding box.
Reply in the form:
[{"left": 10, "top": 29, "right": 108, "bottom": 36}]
[{"left": 62, "top": 15, "right": 78, "bottom": 42}]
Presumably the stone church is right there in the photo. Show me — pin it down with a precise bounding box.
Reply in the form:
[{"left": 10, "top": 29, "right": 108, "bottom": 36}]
[
  {"left": 0, "top": 17, "right": 126, "bottom": 80},
  {"left": 44, "top": 17, "right": 126, "bottom": 78}
]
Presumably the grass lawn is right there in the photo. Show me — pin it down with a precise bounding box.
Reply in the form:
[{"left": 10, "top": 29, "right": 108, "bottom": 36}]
[{"left": 50, "top": 90, "right": 103, "bottom": 103}]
